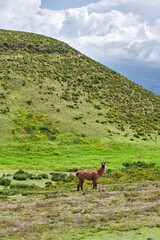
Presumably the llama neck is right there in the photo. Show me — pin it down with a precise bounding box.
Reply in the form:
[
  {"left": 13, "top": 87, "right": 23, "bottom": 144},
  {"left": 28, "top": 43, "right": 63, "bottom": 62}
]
[{"left": 98, "top": 166, "right": 105, "bottom": 176}]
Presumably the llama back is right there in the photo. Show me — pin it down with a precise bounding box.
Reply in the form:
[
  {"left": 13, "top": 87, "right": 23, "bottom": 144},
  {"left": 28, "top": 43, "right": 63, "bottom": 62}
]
[{"left": 76, "top": 169, "right": 98, "bottom": 180}]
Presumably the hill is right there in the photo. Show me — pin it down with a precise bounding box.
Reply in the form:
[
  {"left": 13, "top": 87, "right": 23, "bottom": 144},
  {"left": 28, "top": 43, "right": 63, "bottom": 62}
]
[{"left": 0, "top": 29, "right": 160, "bottom": 145}]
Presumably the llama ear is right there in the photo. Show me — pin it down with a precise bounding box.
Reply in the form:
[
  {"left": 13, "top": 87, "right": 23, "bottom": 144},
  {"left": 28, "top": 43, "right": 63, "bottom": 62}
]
[{"left": 100, "top": 161, "right": 102, "bottom": 164}]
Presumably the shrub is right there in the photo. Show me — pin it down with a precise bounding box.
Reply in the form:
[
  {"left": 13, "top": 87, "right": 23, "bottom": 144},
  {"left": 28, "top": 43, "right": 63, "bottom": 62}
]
[
  {"left": 94, "top": 105, "right": 101, "bottom": 110},
  {"left": 29, "top": 173, "right": 48, "bottom": 180},
  {"left": 13, "top": 174, "right": 29, "bottom": 181},
  {"left": 124, "top": 133, "right": 128, "bottom": 137},
  {"left": 26, "top": 100, "right": 32, "bottom": 105},
  {"left": 37, "top": 173, "right": 48, "bottom": 179},
  {"left": 66, "top": 104, "right": 76, "bottom": 109},
  {"left": 73, "top": 115, "right": 83, "bottom": 120},
  {"left": 101, "top": 121, "right": 106, "bottom": 124},
  {"left": 44, "top": 181, "right": 54, "bottom": 190},
  {"left": 50, "top": 172, "right": 68, "bottom": 182},
  {"left": 122, "top": 161, "right": 156, "bottom": 169},
  {"left": 14, "top": 169, "right": 25, "bottom": 174},
  {"left": 133, "top": 134, "right": 140, "bottom": 138},
  {"left": 13, "top": 169, "right": 30, "bottom": 181},
  {"left": 142, "top": 137, "right": 148, "bottom": 141},
  {"left": 0, "top": 178, "right": 11, "bottom": 186},
  {"left": 50, "top": 172, "right": 76, "bottom": 182},
  {"left": 120, "top": 126, "right": 125, "bottom": 131}
]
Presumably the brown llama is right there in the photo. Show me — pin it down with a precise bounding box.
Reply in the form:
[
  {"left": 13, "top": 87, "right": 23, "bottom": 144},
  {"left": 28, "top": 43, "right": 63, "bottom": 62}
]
[{"left": 76, "top": 161, "right": 106, "bottom": 191}]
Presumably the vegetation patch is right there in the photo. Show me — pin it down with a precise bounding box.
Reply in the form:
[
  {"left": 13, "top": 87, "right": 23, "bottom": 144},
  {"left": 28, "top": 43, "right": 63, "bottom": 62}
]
[
  {"left": 101, "top": 161, "right": 160, "bottom": 184},
  {"left": 0, "top": 177, "right": 11, "bottom": 186},
  {"left": 13, "top": 169, "right": 30, "bottom": 180},
  {"left": 13, "top": 110, "right": 60, "bottom": 141},
  {"left": 50, "top": 172, "right": 76, "bottom": 183}
]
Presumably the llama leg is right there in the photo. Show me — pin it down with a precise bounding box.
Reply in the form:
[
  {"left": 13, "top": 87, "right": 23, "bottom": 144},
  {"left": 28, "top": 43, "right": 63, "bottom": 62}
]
[
  {"left": 77, "top": 179, "right": 81, "bottom": 191},
  {"left": 93, "top": 179, "right": 97, "bottom": 189},
  {"left": 81, "top": 180, "right": 84, "bottom": 191},
  {"left": 77, "top": 180, "right": 84, "bottom": 191}
]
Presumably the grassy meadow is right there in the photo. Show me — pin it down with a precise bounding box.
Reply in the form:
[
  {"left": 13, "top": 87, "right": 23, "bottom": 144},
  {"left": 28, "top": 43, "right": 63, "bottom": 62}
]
[
  {"left": 0, "top": 170, "right": 160, "bottom": 240},
  {"left": 0, "top": 137, "right": 160, "bottom": 170},
  {"left": 0, "top": 138, "right": 160, "bottom": 239}
]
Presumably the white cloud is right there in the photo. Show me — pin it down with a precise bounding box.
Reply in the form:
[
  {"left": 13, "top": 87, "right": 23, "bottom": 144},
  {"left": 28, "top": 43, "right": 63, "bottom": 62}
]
[
  {"left": 0, "top": 0, "right": 160, "bottom": 64},
  {"left": 33, "top": 9, "right": 65, "bottom": 35},
  {"left": 0, "top": 0, "right": 41, "bottom": 20}
]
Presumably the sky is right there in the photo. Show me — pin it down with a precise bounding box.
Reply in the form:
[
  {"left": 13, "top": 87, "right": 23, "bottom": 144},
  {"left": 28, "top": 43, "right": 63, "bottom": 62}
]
[{"left": 0, "top": 0, "right": 160, "bottom": 94}]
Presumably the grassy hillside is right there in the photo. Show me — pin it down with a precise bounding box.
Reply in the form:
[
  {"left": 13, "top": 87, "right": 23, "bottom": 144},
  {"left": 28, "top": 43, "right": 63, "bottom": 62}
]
[{"left": 0, "top": 29, "right": 160, "bottom": 169}]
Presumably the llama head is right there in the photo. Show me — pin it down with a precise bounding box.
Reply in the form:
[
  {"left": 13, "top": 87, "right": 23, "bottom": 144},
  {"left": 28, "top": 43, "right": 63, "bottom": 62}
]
[{"left": 100, "top": 161, "right": 107, "bottom": 169}]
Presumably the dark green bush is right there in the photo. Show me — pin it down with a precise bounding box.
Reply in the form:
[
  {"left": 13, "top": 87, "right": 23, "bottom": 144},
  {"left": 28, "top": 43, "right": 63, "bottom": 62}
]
[
  {"left": 50, "top": 172, "right": 68, "bottom": 182},
  {"left": 29, "top": 173, "right": 48, "bottom": 180},
  {"left": 37, "top": 173, "right": 48, "bottom": 179},
  {"left": 13, "top": 169, "right": 30, "bottom": 180},
  {"left": 122, "top": 161, "right": 156, "bottom": 168},
  {"left": 142, "top": 137, "right": 148, "bottom": 141},
  {"left": 44, "top": 181, "right": 54, "bottom": 190},
  {"left": 50, "top": 172, "right": 76, "bottom": 182},
  {"left": 26, "top": 100, "right": 32, "bottom": 105},
  {"left": 73, "top": 115, "right": 83, "bottom": 120},
  {"left": 14, "top": 169, "right": 25, "bottom": 174},
  {"left": 94, "top": 105, "right": 101, "bottom": 110},
  {"left": 0, "top": 178, "right": 11, "bottom": 186},
  {"left": 133, "top": 134, "right": 140, "bottom": 138},
  {"left": 120, "top": 126, "right": 125, "bottom": 131},
  {"left": 13, "top": 174, "right": 29, "bottom": 181}
]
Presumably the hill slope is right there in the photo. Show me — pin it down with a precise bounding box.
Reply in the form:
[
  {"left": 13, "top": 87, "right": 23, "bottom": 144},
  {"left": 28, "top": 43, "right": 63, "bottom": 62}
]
[{"left": 0, "top": 29, "right": 160, "bottom": 143}]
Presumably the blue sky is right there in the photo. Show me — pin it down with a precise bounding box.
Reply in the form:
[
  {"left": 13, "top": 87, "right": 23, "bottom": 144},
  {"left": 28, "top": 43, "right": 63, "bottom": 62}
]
[
  {"left": 41, "top": 0, "right": 98, "bottom": 10},
  {"left": 0, "top": 0, "right": 160, "bottom": 94}
]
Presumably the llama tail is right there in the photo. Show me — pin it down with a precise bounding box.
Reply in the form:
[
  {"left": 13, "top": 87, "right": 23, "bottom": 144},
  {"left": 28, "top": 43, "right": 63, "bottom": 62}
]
[{"left": 76, "top": 171, "right": 79, "bottom": 177}]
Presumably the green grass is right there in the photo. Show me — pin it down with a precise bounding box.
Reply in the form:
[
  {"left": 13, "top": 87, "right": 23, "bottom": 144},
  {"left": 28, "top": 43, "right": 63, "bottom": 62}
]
[
  {"left": 4, "top": 226, "right": 159, "bottom": 240},
  {"left": 0, "top": 139, "right": 160, "bottom": 170}
]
